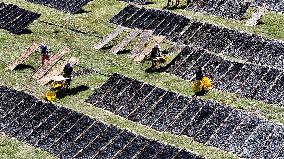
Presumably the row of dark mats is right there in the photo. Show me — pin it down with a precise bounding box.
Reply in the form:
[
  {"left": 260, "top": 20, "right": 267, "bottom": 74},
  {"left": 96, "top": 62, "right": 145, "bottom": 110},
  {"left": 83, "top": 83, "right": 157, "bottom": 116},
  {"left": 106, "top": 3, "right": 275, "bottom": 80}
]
[
  {"left": 87, "top": 73, "right": 284, "bottom": 159},
  {"left": 25, "top": 0, "right": 92, "bottom": 14},
  {"left": 186, "top": 0, "right": 250, "bottom": 20},
  {"left": 252, "top": 0, "right": 284, "bottom": 13},
  {"left": 0, "top": 86, "right": 204, "bottom": 159},
  {"left": 110, "top": 5, "right": 284, "bottom": 105},
  {"left": 0, "top": 2, "right": 40, "bottom": 34}
]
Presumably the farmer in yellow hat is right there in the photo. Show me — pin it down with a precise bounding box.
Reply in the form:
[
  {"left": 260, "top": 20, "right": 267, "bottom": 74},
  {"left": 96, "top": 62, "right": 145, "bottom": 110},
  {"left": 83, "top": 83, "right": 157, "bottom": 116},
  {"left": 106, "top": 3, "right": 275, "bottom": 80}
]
[{"left": 192, "top": 67, "right": 212, "bottom": 96}]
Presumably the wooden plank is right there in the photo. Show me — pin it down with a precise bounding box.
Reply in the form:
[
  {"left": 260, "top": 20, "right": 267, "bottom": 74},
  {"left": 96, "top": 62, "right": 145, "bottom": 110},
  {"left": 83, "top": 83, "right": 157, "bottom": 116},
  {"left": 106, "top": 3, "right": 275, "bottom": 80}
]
[
  {"left": 134, "top": 36, "right": 165, "bottom": 62},
  {"left": 37, "top": 57, "right": 78, "bottom": 85},
  {"left": 94, "top": 26, "right": 126, "bottom": 50},
  {"left": 246, "top": 6, "right": 267, "bottom": 26},
  {"left": 128, "top": 30, "right": 152, "bottom": 58},
  {"left": 110, "top": 29, "right": 141, "bottom": 54},
  {"left": 5, "top": 43, "right": 39, "bottom": 71},
  {"left": 32, "top": 47, "right": 70, "bottom": 80}
]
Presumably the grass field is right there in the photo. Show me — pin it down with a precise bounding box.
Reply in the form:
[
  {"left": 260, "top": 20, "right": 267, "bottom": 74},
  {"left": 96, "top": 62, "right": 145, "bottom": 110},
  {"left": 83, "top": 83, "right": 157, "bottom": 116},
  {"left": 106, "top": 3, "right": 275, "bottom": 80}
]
[{"left": 1, "top": 0, "right": 284, "bottom": 158}]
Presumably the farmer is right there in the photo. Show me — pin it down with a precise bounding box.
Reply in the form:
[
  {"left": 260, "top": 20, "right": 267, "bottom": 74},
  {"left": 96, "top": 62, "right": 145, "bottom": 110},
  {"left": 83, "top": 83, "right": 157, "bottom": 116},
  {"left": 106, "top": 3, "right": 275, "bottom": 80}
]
[
  {"left": 196, "top": 66, "right": 204, "bottom": 80},
  {"left": 40, "top": 43, "right": 49, "bottom": 65},
  {"left": 150, "top": 44, "right": 161, "bottom": 59},
  {"left": 63, "top": 63, "right": 73, "bottom": 88}
]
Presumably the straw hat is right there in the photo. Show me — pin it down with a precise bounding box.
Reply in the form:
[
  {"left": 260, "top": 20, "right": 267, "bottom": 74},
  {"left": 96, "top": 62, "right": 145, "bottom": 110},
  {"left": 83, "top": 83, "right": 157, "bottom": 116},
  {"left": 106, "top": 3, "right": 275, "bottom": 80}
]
[{"left": 52, "top": 75, "right": 67, "bottom": 81}]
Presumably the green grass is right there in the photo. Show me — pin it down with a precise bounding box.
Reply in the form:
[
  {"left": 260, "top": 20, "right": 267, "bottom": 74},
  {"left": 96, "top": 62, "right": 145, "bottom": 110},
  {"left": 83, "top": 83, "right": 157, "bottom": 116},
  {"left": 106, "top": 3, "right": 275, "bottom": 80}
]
[
  {"left": 1, "top": 0, "right": 284, "bottom": 158},
  {"left": 0, "top": 133, "right": 55, "bottom": 159}
]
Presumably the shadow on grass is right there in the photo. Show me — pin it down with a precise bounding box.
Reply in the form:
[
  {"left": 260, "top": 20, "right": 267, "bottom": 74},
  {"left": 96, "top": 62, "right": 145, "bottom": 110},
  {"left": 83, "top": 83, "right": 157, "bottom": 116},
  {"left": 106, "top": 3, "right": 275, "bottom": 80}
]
[
  {"left": 193, "top": 90, "right": 209, "bottom": 97},
  {"left": 15, "top": 29, "right": 33, "bottom": 35},
  {"left": 117, "top": 49, "right": 131, "bottom": 55},
  {"left": 75, "top": 9, "right": 91, "bottom": 14},
  {"left": 258, "top": 20, "right": 265, "bottom": 25},
  {"left": 14, "top": 64, "right": 34, "bottom": 70},
  {"left": 54, "top": 30, "right": 61, "bottom": 34},
  {"left": 163, "top": 5, "right": 187, "bottom": 10},
  {"left": 101, "top": 45, "right": 113, "bottom": 50},
  {"left": 145, "top": 66, "right": 167, "bottom": 73},
  {"left": 57, "top": 85, "right": 89, "bottom": 99}
]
